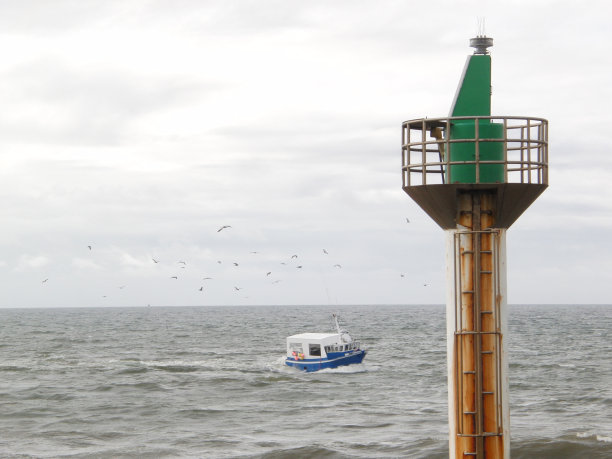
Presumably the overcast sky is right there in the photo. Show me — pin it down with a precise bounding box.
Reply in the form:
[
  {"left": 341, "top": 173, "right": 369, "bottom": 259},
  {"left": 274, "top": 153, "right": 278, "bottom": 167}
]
[{"left": 1, "top": 0, "right": 610, "bottom": 308}]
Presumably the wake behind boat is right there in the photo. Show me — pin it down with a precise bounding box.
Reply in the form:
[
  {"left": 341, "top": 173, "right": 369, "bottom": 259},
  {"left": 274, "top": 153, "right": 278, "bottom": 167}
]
[{"left": 285, "top": 314, "right": 366, "bottom": 372}]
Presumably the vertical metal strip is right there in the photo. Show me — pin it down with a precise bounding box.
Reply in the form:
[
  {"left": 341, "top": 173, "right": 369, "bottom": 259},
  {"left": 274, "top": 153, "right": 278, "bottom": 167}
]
[
  {"left": 503, "top": 118, "right": 508, "bottom": 183},
  {"left": 475, "top": 118, "right": 481, "bottom": 183},
  {"left": 527, "top": 119, "right": 532, "bottom": 184}
]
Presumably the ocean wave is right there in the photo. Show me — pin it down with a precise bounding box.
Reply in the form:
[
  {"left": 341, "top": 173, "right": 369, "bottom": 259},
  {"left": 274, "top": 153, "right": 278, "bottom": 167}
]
[
  {"left": 0, "top": 365, "right": 31, "bottom": 372},
  {"left": 253, "top": 445, "right": 342, "bottom": 458},
  {"left": 577, "top": 432, "right": 612, "bottom": 443},
  {"left": 176, "top": 408, "right": 233, "bottom": 419},
  {"left": 511, "top": 435, "right": 612, "bottom": 458}
]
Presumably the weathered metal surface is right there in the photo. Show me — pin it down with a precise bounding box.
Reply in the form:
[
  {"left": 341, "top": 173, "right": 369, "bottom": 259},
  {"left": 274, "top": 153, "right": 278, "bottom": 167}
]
[
  {"left": 446, "top": 191, "right": 508, "bottom": 458},
  {"left": 402, "top": 183, "right": 547, "bottom": 230}
]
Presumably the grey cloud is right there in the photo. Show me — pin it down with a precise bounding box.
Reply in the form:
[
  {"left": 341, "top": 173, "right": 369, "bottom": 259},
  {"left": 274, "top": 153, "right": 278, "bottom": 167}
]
[
  {"left": 0, "top": 1, "right": 119, "bottom": 34},
  {"left": 0, "top": 59, "right": 220, "bottom": 146}
]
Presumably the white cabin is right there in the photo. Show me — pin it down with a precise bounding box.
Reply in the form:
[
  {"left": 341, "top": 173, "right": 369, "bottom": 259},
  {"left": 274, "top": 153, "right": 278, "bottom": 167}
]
[{"left": 286, "top": 332, "right": 360, "bottom": 359}]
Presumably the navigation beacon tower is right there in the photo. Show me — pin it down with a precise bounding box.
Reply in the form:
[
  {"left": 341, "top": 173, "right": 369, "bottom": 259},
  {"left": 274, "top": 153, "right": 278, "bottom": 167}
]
[{"left": 401, "top": 36, "right": 548, "bottom": 458}]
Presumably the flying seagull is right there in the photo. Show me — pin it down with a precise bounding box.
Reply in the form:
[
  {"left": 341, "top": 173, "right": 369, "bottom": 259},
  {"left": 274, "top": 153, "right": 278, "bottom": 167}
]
[
  {"left": 217, "top": 225, "right": 231, "bottom": 232},
  {"left": 266, "top": 271, "right": 272, "bottom": 276},
  {"left": 202, "top": 277, "right": 213, "bottom": 280},
  {"left": 323, "top": 249, "right": 328, "bottom": 254},
  {"left": 170, "top": 276, "right": 178, "bottom": 279},
  {"left": 178, "top": 261, "right": 186, "bottom": 265},
  {"left": 233, "top": 262, "right": 239, "bottom": 267},
  {"left": 234, "top": 286, "right": 242, "bottom": 291},
  {"left": 291, "top": 254, "right": 298, "bottom": 259},
  {"left": 406, "top": 218, "right": 410, "bottom": 223},
  {"left": 199, "top": 287, "right": 204, "bottom": 292},
  {"left": 333, "top": 264, "right": 342, "bottom": 268},
  {"left": 296, "top": 265, "right": 303, "bottom": 269},
  {"left": 87, "top": 245, "right": 92, "bottom": 250},
  {"left": 42, "top": 278, "right": 48, "bottom": 283},
  {"left": 152, "top": 258, "right": 159, "bottom": 263}
]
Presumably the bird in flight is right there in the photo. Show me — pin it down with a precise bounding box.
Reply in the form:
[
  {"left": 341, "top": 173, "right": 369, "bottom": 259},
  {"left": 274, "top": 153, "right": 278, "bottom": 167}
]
[
  {"left": 199, "top": 287, "right": 204, "bottom": 292},
  {"left": 178, "top": 261, "right": 186, "bottom": 265},
  {"left": 217, "top": 225, "right": 231, "bottom": 232},
  {"left": 234, "top": 286, "right": 242, "bottom": 291},
  {"left": 291, "top": 254, "right": 298, "bottom": 259},
  {"left": 87, "top": 245, "right": 92, "bottom": 250},
  {"left": 42, "top": 278, "right": 48, "bottom": 283},
  {"left": 296, "top": 265, "right": 303, "bottom": 269},
  {"left": 323, "top": 249, "right": 328, "bottom": 254},
  {"left": 333, "top": 264, "right": 342, "bottom": 268},
  {"left": 152, "top": 258, "right": 159, "bottom": 264},
  {"left": 233, "top": 262, "right": 239, "bottom": 267},
  {"left": 406, "top": 218, "right": 410, "bottom": 223},
  {"left": 266, "top": 272, "right": 272, "bottom": 276},
  {"left": 203, "top": 277, "right": 213, "bottom": 280},
  {"left": 170, "top": 276, "right": 178, "bottom": 279}
]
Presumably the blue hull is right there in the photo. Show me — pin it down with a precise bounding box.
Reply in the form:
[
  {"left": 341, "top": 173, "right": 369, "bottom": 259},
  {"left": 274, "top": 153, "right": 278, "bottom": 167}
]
[{"left": 285, "top": 350, "right": 366, "bottom": 372}]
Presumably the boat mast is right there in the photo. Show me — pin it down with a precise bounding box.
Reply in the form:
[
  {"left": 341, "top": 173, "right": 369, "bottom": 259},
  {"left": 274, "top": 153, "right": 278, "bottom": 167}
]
[{"left": 332, "top": 313, "right": 342, "bottom": 334}]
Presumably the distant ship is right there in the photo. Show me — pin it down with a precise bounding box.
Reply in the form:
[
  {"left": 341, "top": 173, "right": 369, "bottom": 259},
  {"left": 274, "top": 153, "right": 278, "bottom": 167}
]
[{"left": 285, "top": 314, "right": 366, "bottom": 372}]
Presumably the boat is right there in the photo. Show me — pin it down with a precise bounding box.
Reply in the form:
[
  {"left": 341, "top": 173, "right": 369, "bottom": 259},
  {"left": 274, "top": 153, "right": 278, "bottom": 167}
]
[{"left": 285, "top": 314, "right": 366, "bottom": 372}]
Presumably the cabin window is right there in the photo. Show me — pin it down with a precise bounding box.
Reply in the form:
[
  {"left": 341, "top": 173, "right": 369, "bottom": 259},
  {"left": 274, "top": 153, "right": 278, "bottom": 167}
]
[
  {"left": 309, "top": 344, "right": 321, "bottom": 356},
  {"left": 289, "top": 343, "right": 303, "bottom": 353}
]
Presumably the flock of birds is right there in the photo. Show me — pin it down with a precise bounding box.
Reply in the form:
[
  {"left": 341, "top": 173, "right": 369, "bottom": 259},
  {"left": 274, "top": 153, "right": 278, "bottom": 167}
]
[{"left": 40, "top": 219, "right": 431, "bottom": 302}]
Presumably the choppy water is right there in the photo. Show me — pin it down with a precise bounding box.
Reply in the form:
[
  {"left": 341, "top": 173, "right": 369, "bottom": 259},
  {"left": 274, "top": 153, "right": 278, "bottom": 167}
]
[{"left": 0, "top": 304, "right": 610, "bottom": 458}]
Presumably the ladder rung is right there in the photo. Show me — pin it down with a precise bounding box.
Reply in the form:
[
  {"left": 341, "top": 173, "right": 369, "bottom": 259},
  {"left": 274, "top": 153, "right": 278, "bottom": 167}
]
[
  {"left": 457, "top": 331, "right": 499, "bottom": 335},
  {"left": 462, "top": 290, "right": 474, "bottom": 294},
  {"left": 481, "top": 350, "right": 493, "bottom": 355},
  {"left": 480, "top": 270, "right": 492, "bottom": 274},
  {"left": 464, "top": 453, "right": 477, "bottom": 457},
  {"left": 481, "top": 250, "right": 492, "bottom": 254},
  {"left": 483, "top": 391, "right": 494, "bottom": 395},
  {"left": 463, "top": 371, "right": 475, "bottom": 375},
  {"left": 481, "top": 310, "right": 493, "bottom": 314},
  {"left": 461, "top": 251, "right": 474, "bottom": 255},
  {"left": 463, "top": 411, "right": 476, "bottom": 415}
]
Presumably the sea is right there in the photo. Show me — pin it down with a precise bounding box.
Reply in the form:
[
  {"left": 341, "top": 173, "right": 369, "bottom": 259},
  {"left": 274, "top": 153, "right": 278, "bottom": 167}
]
[{"left": 0, "top": 304, "right": 610, "bottom": 458}]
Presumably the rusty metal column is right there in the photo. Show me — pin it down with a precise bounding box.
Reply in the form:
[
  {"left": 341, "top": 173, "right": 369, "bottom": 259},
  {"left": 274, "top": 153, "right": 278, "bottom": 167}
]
[{"left": 446, "top": 191, "right": 509, "bottom": 458}]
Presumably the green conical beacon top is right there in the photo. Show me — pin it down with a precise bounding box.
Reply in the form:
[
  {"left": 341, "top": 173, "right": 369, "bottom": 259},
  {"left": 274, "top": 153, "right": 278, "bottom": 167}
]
[
  {"left": 447, "top": 35, "right": 502, "bottom": 183},
  {"left": 450, "top": 35, "right": 493, "bottom": 117}
]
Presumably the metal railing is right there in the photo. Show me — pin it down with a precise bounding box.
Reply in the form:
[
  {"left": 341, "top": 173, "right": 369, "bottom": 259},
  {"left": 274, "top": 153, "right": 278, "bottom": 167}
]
[{"left": 401, "top": 116, "right": 548, "bottom": 187}]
